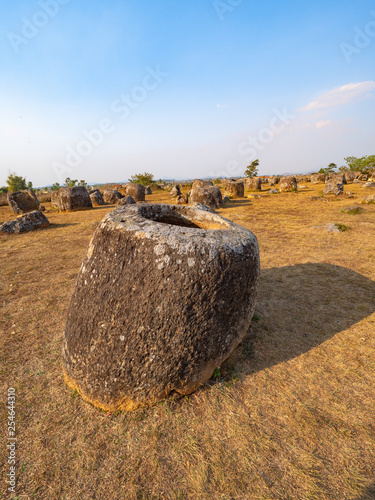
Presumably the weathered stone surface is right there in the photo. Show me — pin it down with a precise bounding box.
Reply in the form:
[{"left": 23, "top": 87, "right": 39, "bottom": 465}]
[
  {"left": 355, "top": 173, "right": 368, "bottom": 181},
  {"left": 328, "top": 173, "right": 347, "bottom": 185},
  {"left": 269, "top": 189, "right": 279, "bottom": 194},
  {"left": 103, "top": 189, "right": 123, "bottom": 204},
  {"left": 341, "top": 206, "right": 364, "bottom": 214},
  {"left": 176, "top": 194, "right": 189, "bottom": 205},
  {"left": 312, "top": 222, "right": 340, "bottom": 233},
  {"left": 223, "top": 180, "right": 244, "bottom": 198},
  {"left": 222, "top": 195, "right": 230, "bottom": 203},
  {"left": 126, "top": 183, "right": 146, "bottom": 202},
  {"left": 296, "top": 175, "right": 310, "bottom": 183},
  {"left": 170, "top": 185, "right": 182, "bottom": 197},
  {"left": 311, "top": 173, "right": 326, "bottom": 184},
  {"left": 145, "top": 186, "right": 153, "bottom": 195},
  {"left": 270, "top": 176, "right": 280, "bottom": 185},
  {"left": 189, "top": 186, "right": 221, "bottom": 209},
  {"left": 7, "top": 189, "right": 40, "bottom": 214},
  {"left": 279, "top": 176, "right": 297, "bottom": 192},
  {"left": 208, "top": 186, "right": 222, "bottom": 207},
  {"left": 116, "top": 196, "right": 136, "bottom": 206},
  {"left": 358, "top": 195, "right": 375, "bottom": 204},
  {"left": 245, "top": 177, "right": 262, "bottom": 191},
  {"left": 62, "top": 203, "right": 260, "bottom": 411},
  {"left": 192, "top": 179, "right": 213, "bottom": 189},
  {"left": 54, "top": 187, "right": 93, "bottom": 211},
  {"left": 89, "top": 190, "right": 105, "bottom": 206},
  {"left": 345, "top": 171, "right": 357, "bottom": 182},
  {"left": 362, "top": 182, "right": 375, "bottom": 188},
  {"left": 51, "top": 191, "right": 59, "bottom": 208},
  {"left": 188, "top": 202, "right": 215, "bottom": 213},
  {"left": 0, "top": 210, "right": 49, "bottom": 234},
  {"left": 323, "top": 180, "right": 344, "bottom": 196}
]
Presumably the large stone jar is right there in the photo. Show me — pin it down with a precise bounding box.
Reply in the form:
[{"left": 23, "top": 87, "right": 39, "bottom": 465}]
[{"left": 62, "top": 204, "right": 260, "bottom": 411}]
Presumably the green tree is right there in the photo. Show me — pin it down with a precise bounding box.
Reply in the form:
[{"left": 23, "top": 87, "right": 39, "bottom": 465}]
[
  {"left": 51, "top": 182, "right": 60, "bottom": 191},
  {"left": 0, "top": 186, "right": 8, "bottom": 194},
  {"left": 318, "top": 163, "right": 337, "bottom": 175},
  {"left": 244, "top": 159, "right": 259, "bottom": 178},
  {"left": 129, "top": 172, "right": 155, "bottom": 186},
  {"left": 344, "top": 155, "right": 375, "bottom": 172},
  {"left": 6, "top": 173, "right": 27, "bottom": 192},
  {"left": 77, "top": 179, "right": 88, "bottom": 188},
  {"left": 65, "top": 177, "right": 78, "bottom": 187}
]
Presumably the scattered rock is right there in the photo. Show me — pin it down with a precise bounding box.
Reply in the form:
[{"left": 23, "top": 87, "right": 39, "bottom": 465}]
[
  {"left": 170, "top": 185, "right": 182, "bottom": 197},
  {"left": 51, "top": 191, "right": 59, "bottom": 209},
  {"left": 269, "top": 189, "right": 279, "bottom": 194},
  {"left": 126, "top": 183, "right": 146, "bottom": 202},
  {"left": 222, "top": 195, "right": 230, "bottom": 203},
  {"left": 312, "top": 222, "right": 340, "bottom": 233},
  {"left": 296, "top": 175, "right": 310, "bottom": 183},
  {"left": 310, "top": 196, "right": 330, "bottom": 202},
  {"left": 244, "top": 177, "right": 261, "bottom": 191},
  {"left": 311, "top": 173, "right": 326, "bottom": 184},
  {"left": 89, "top": 189, "right": 105, "bottom": 206},
  {"left": 362, "top": 182, "right": 375, "bottom": 188},
  {"left": 279, "top": 176, "right": 297, "bottom": 192},
  {"left": 327, "top": 173, "right": 346, "bottom": 185},
  {"left": 341, "top": 206, "right": 364, "bottom": 214},
  {"left": 103, "top": 189, "right": 123, "bottom": 204},
  {"left": 7, "top": 189, "right": 40, "bottom": 214},
  {"left": 117, "top": 196, "right": 136, "bottom": 206},
  {"left": 190, "top": 185, "right": 222, "bottom": 209},
  {"left": 345, "top": 171, "right": 357, "bottom": 182},
  {"left": 358, "top": 195, "right": 375, "bottom": 204},
  {"left": 223, "top": 180, "right": 244, "bottom": 198},
  {"left": 323, "top": 180, "right": 344, "bottom": 196},
  {"left": 176, "top": 194, "right": 189, "bottom": 205},
  {"left": 355, "top": 173, "right": 368, "bottom": 181},
  {"left": 145, "top": 186, "right": 153, "bottom": 195},
  {"left": 0, "top": 210, "right": 49, "bottom": 234},
  {"left": 54, "top": 187, "right": 93, "bottom": 211},
  {"left": 270, "top": 176, "right": 280, "bottom": 185},
  {"left": 62, "top": 203, "right": 260, "bottom": 411}
]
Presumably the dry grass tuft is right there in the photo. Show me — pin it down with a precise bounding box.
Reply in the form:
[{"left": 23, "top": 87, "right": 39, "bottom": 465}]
[{"left": 1, "top": 182, "right": 374, "bottom": 499}]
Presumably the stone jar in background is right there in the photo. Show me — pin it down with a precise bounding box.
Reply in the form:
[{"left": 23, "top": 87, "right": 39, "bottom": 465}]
[{"left": 62, "top": 203, "right": 260, "bottom": 411}]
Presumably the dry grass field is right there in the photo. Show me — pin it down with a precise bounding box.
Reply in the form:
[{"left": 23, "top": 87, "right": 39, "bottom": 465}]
[{"left": 1, "top": 181, "right": 375, "bottom": 500}]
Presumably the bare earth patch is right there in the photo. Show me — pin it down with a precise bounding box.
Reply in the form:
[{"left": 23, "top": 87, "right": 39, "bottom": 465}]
[{"left": 1, "top": 182, "right": 374, "bottom": 499}]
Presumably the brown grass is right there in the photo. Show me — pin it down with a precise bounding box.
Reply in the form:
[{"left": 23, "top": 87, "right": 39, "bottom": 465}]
[{"left": 1, "top": 182, "right": 375, "bottom": 499}]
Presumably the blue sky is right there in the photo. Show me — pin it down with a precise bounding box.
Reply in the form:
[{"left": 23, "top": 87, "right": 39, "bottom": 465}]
[{"left": 1, "top": 0, "right": 374, "bottom": 187}]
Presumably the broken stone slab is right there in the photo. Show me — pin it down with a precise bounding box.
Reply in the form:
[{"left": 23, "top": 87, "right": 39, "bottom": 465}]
[
  {"left": 7, "top": 189, "right": 40, "bottom": 214},
  {"left": 103, "top": 189, "right": 123, "bottom": 204},
  {"left": 0, "top": 210, "right": 49, "bottom": 234},
  {"left": 116, "top": 196, "right": 136, "bottom": 206},
  {"left": 62, "top": 203, "right": 260, "bottom": 411}
]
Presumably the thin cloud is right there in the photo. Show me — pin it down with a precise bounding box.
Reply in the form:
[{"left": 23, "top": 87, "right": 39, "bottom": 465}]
[
  {"left": 216, "top": 104, "right": 228, "bottom": 110},
  {"left": 315, "top": 120, "right": 333, "bottom": 129},
  {"left": 299, "top": 81, "right": 375, "bottom": 111}
]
